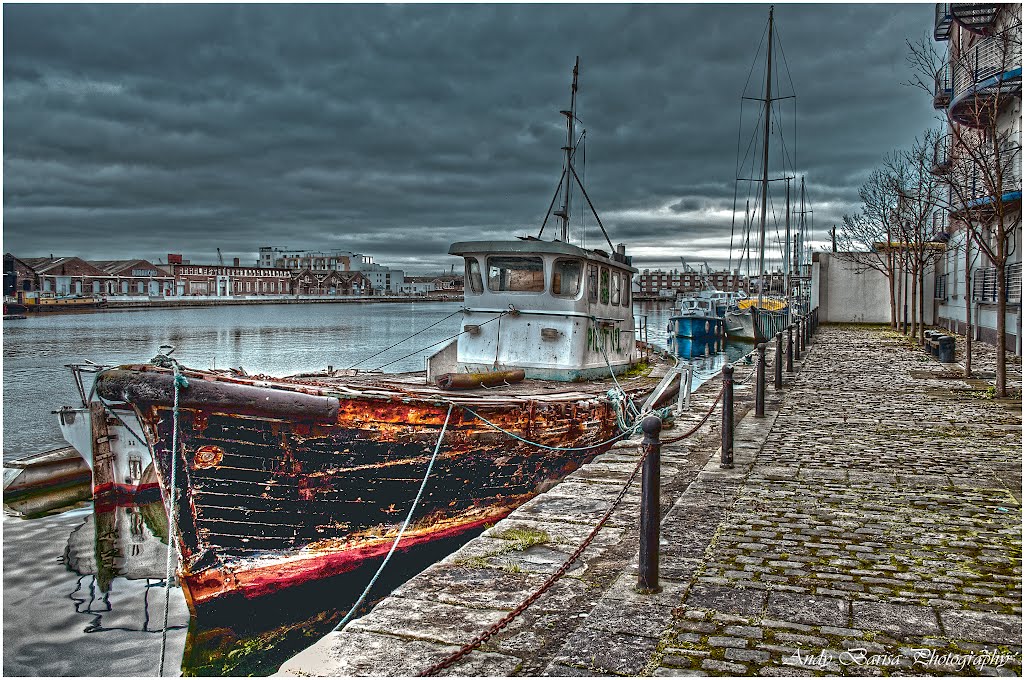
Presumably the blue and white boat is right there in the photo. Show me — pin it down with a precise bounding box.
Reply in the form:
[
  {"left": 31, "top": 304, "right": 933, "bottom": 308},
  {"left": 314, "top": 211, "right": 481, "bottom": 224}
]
[{"left": 667, "top": 294, "right": 726, "bottom": 346}]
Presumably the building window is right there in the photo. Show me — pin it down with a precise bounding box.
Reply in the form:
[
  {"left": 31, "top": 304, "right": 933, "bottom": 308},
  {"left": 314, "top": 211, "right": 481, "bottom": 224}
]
[
  {"left": 121, "top": 281, "right": 129, "bottom": 294},
  {"left": 137, "top": 281, "right": 145, "bottom": 294},
  {"left": 552, "top": 258, "right": 582, "bottom": 298},
  {"left": 486, "top": 256, "right": 544, "bottom": 292}
]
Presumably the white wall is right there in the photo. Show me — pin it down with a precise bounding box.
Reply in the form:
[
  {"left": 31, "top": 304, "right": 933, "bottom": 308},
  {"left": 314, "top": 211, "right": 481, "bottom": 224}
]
[{"left": 812, "top": 252, "right": 935, "bottom": 325}]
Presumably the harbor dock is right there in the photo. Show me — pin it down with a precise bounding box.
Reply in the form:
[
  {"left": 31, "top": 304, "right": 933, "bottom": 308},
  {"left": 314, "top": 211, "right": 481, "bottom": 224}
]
[{"left": 279, "top": 324, "right": 1022, "bottom": 677}]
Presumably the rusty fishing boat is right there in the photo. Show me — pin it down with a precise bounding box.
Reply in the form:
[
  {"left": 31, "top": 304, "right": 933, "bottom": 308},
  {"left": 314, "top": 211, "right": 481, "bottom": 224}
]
[{"left": 79, "top": 58, "right": 684, "bottom": 613}]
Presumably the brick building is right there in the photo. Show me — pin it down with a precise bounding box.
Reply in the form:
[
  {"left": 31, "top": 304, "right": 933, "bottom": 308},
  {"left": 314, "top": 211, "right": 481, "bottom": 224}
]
[
  {"left": 292, "top": 269, "right": 372, "bottom": 296},
  {"left": 90, "top": 259, "right": 175, "bottom": 296},
  {"left": 170, "top": 263, "right": 293, "bottom": 296},
  {"left": 636, "top": 269, "right": 746, "bottom": 296}
]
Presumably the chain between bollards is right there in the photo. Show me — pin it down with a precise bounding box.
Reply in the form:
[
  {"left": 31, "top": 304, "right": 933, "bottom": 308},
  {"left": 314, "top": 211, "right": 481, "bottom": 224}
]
[
  {"left": 755, "top": 342, "right": 766, "bottom": 417},
  {"left": 637, "top": 415, "right": 662, "bottom": 594},
  {"left": 720, "top": 364, "right": 734, "bottom": 469}
]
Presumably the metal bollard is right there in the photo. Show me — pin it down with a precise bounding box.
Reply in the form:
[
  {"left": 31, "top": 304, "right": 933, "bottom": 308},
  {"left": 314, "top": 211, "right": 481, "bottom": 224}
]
[
  {"left": 774, "top": 332, "right": 783, "bottom": 390},
  {"left": 638, "top": 415, "right": 662, "bottom": 594},
  {"left": 786, "top": 325, "right": 794, "bottom": 373},
  {"left": 720, "top": 364, "right": 734, "bottom": 469},
  {"left": 795, "top": 319, "right": 802, "bottom": 360},
  {"left": 755, "top": 342, "right": 766, "bottom": 417},
  {"left": 804, "top": 315, "right": 810, "bottom": 346}
]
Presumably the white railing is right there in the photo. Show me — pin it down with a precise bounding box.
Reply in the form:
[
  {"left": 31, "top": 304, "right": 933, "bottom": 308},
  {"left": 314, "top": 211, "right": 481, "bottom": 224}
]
[{"left": 952, "top": 35, "right": 1022, "bottom": 100}]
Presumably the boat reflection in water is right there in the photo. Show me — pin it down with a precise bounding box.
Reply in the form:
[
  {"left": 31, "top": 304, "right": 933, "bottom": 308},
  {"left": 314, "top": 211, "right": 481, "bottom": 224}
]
[
  {"left": 667, "top": 336, "right": 754, "bottom": 388},
  {"left": 59, "top": 494, "right": 478, "bottom": 676},
  {"left": 62, "top": 494, "right": 190, "bottom": 660}
]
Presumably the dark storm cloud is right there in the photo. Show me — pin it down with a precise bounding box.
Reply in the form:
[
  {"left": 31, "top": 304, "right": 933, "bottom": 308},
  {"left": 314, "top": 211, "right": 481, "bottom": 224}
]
[{"left": 4, "top": 4, "right": 936, "bottom": 273}]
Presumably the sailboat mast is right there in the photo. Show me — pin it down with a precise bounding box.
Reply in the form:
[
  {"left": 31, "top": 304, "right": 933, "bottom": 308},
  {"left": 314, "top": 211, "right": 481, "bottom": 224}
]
[
  {"left": 558, "top": 57, "right": 580, "bottom": 243},
  {"left": 757, "top": 6, "right": 774, "bottom": 305},
  {"left": 784, "top": 177, "right": 791, "bottom": 301}
]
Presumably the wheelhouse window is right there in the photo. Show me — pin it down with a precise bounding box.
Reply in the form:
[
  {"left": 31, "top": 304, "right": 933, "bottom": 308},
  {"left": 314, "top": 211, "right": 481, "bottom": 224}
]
[
  {"left": 587, "top": 264, "right": 599, "bottom": 302},
  {"left": 487, "top": 256, "right": 545, "bottom": 292},
  {"left": 611, "top": 272, "right": 621, "bottom": 305},
  {"left": 621, "top": 276, "right": 631, "bottom": 306},
  {"left": 465, "top": 258, "right": 483, "bottom": 295},
  {"left": 552, "top": 258, "right": 583, "bottom": 297},
  {"left": 600, "top": 267, "right": 610, "bottom": 304}
]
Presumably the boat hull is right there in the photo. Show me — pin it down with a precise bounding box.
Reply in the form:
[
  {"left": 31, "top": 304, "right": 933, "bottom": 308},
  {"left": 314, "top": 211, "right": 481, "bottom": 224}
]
[
  {"left": 95, "top": 366, "right": 631, "bottom": 612},
  {"left": 667, "top": 315, "right": 724, "bottom": 343},
  {"left": 726, "top": 307, "right": 790, "bottom": 343}
]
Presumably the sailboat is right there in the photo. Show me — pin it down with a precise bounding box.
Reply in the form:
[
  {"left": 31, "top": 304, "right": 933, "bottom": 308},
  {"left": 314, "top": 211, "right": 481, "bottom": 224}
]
[
  {"left": 64, "top": 58, "right": 684, "bottom": 613},
  {"left": 725, "top": 6, "right": 812, "bottom": 342}
]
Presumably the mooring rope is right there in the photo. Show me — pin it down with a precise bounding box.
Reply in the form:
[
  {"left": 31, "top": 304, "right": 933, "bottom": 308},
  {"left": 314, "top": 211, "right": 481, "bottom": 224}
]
[
  {"left": 418, "top": 386, "right": 725, "bottom": 676},
  {"left": 348, "top": 308, "right": 463, "bottom": 370},
  {"left": 370, "top": 310, "right": 508, "bottom": 372},
  {"left": 332, "top": 403, "right": 455, "bottom": 633},
  {"left": 158, "top": 362, "right": 188, "bottom": 677},
  {"left": 460, "top": 406, "right": 640, "bottom": 452}
]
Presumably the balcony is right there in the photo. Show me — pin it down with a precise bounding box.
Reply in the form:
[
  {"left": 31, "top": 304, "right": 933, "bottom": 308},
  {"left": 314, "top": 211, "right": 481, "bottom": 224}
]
[
  {"left": 935, "top": 3, "right": 953, "bottom": 41},
  {"left": 934, "top": 62, "right": 953, "bottom": 109},
  {"left": 951, "top": 3, "right": 1001, "bottom": 36},
  {"left": 949, "top": 35, "right": 1023, "bottom": 127},
  {"left": 956, "top": 145, "right": 1023, "bottom": 214},
  {"left": 973, "top": 263, "right": 1022, "bottom": 304},
  {"left": 930, "top": 134, "right": 953, "bottom": 174}
]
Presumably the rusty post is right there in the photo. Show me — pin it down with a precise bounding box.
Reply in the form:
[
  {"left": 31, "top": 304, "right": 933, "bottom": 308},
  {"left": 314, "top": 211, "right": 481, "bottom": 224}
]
[
  {"left": 795, "top": 318, "right": 802, "bottom": 360},
  {"left": 638, "top": 415, "right": 662, "bottom": 594},
  {"left": 786, "top": 325, "right": 794, "bottom": 373},
  {"left": 720, "top": 364, "right": 734, "bottom": 469},
  {"left": 755, "top": 342, "right": 766, "bottom": 417},
  {"left": 774, "top": 332, "right": 783, "bottom": 390},
  {"left": 803, "top": 314, "right": 810, "bottom": 347}
]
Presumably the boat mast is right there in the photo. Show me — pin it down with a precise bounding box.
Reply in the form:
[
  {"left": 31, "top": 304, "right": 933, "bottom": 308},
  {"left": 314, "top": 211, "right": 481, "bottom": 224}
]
[
  {"left": 555, "top": 57, "right": 580, "bottom": 243},
  {"left": 757, "top": 6, "right": 774, "bottom": 306},
  {"left": 784, "top": 177, "right": 791, "bottom": 302}
]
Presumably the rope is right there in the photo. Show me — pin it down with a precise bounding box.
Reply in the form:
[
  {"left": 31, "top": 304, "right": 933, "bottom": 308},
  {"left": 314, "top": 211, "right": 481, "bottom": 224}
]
[
  {"left": 419, "top": 379, "right": 726, "bottom": 676},
  {"left": 332, "top": 403, "right": 455, "bottom": 633},
  {"left": 460, "top": 406, "right": 638, "bottom": 452},
  {"left": 370, "top": 311, "right": 508, "bottom": 372},
  {"left": 420, "top": 439, "right": 652, "bottom": 677},
  {"left": 348, "top": 308, "right": 463, "bottom": 369},
  {"left": 158, "top": 363, "right": 188, "bottom": 676}
]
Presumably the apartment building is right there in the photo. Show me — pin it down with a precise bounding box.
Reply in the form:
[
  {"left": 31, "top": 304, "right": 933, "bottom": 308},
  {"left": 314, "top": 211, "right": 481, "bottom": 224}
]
[{"left": 931, "top": 3, "right": 1022, "bottom": 352}]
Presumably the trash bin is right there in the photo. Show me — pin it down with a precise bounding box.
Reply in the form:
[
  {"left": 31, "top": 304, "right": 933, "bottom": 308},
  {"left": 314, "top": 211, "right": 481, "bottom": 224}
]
[{"left": 937, "top": 335, "right": 956, "bottom": 363}]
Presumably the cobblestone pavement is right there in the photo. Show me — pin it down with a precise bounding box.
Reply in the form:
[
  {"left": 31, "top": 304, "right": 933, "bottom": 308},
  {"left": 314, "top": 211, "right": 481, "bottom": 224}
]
[{"left": 648, "top": 326, "right": 1022, "bottom": 677}]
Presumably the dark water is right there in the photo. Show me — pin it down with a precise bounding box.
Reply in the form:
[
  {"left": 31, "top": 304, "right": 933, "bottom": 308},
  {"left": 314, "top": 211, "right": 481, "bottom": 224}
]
[{"left": 2, "top": 300, "right": 749, "bottom": 676}]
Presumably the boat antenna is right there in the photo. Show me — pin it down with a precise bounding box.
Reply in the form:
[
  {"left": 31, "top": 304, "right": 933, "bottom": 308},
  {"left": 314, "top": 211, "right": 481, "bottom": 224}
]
[{"left": 537, "top": 57, "right": 616, "bottom": 252}]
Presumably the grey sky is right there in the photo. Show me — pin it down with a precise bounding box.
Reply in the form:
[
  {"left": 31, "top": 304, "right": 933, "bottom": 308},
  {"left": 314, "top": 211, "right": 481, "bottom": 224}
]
[{"left": 3, "top": 3, "right": 938, "bottom": 274}]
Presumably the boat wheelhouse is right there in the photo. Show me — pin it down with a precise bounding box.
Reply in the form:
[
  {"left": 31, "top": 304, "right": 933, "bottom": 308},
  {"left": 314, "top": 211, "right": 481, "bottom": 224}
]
[{"left": 431, "top": 240, "right": 636, "bottom": 382}]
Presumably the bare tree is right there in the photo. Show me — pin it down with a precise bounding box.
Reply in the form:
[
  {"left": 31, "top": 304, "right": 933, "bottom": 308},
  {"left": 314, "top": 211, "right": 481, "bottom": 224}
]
[
  {"left": 907, "top": 6, "right": 1022, "bottom": 395},
  {"left": 837, "top": 167, "right": 903, "bottom": 329}
]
